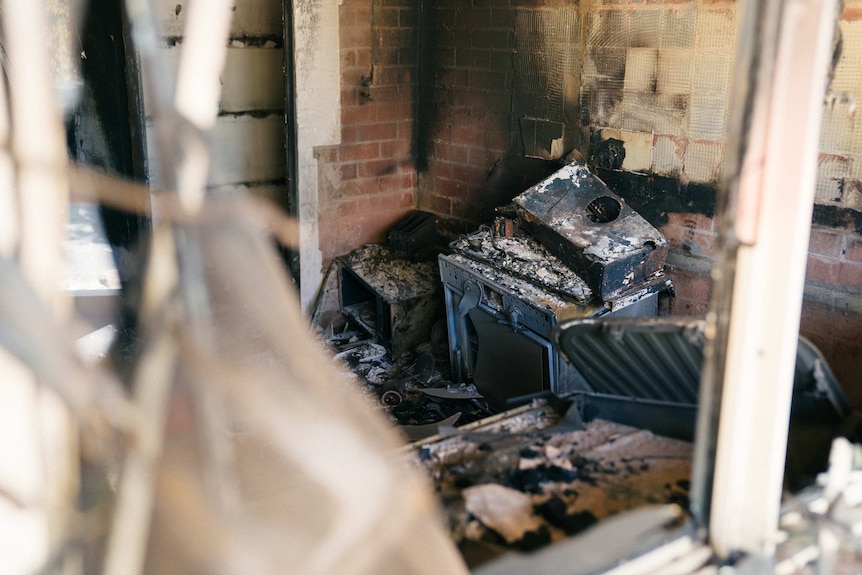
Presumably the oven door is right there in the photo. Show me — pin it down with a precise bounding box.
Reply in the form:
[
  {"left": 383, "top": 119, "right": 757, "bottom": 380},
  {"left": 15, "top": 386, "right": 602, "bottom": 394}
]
[{"left": 466, "top": 307, "right": 553, "bottom": 410}]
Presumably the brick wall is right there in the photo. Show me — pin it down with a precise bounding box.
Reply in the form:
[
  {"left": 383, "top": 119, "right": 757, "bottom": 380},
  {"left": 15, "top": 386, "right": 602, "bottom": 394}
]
[
  {"left": 314, "top": 0, "right": 418, "bottom": 267},
  {"left": 416, "top": 1, "right": 519, "bottom": 235}
]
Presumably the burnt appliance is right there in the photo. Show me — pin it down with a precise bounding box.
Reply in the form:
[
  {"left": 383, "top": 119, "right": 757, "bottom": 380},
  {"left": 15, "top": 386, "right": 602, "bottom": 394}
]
[
  {"left": 441, "top": 235, "right": 670, "bottom": 409},
  {"left": 514, "top": 162, "right": 669, "bottom": 300},
  {"left": 338, "top": 244, "right": 440, "bottom": 358},
  {"left": 440, "top": 161, "right": 673, "bottom": 409}
]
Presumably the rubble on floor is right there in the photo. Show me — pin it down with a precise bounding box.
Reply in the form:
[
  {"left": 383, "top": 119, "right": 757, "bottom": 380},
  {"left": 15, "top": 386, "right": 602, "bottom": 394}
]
[
  {"left": 411, "top": 398, "right": 692, "bottom": 568},
  {"left": 326, "top": 336, "right": 493, "bottom": 433}
]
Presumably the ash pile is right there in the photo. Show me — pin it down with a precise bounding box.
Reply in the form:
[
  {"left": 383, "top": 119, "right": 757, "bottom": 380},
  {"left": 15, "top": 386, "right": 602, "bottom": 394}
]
[
  {"left": 315, "top": 224, "right": 495, "bottom": 437},
  {"left": 315, "top": 161, "right": 677, "bottom": 433},
  {"left": 414, "top": 397, "right": 692, "bottom": 569}
]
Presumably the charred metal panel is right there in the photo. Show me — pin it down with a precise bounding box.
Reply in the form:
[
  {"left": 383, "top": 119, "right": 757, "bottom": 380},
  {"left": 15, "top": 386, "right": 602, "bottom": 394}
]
[
  {"left": 555, "top": 317, "right": 705, "bottom": 406},
  {"left": 514, "top": 162, "right": 669, "bottom": 300}
]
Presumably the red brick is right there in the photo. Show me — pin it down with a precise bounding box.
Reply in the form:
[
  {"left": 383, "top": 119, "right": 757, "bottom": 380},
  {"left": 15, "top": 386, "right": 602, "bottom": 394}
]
[
  {"left": 427, "top": 158, "right": 453, "bottom": 178},
  {"left": 377, "top": 103, "right": 412, "bottom": 122},
  {"left": 315, "top": 146, "right": 338, "bottom": 163},
  {"left": 437, "top": 68, "right": 469, "bottom": 88},
  {"left": 375, "top": 65, "right": 413, "bottom": 86},
  {"left": 335, "top": 199, "right": 359, "bottom": 217},
  {"left": 452, "top": 163, "right": 488, "bottom": 183},
  {"left": 377, "top": 7, "right": 400, "bottom": 26},
  {"left": 341, "top": 50, "right": 357, "bottom": 68},
  {"left": 432, "top": 48, "right": 456, "bottom": 67},
  {"left": 434, "top": 142, "right": 469, "bottom": 163},
  {"left": 342, "top": 104, "right": 378, "bottom": 125},
  {"left": 341, "top": 88, "right": 358, "bottom": 106},
  {"left": 843, "top": 6, "right": 862, "bottom": 20},
  {"left": 356, "top": 48, "right": 372, "bottom": 67},
  {"left": 471, "top": 29, "right": 509, "bottom": 49},
  {"left": 490, "top": 7, "right": 516, "bottom": 27},
  {"left": 808, "top": 228, "right": 844, "bottom": 258},
  {"left": 485, "top": 129, "right": 512, "bottom": 150},
  {"left": 339, "top": 142, "right": 380, "bottom": 162},
  {"left": 397, "top": 120, "right": 414, "bottom": 139},
  {"left": 359, "top": 159, "right": 399, "bottom": 178},
  {"left": 340, "top": 163, "right": 358, "bottom": 180},
  {"left": 845, "top": 235, "right": 862, "bottom": 263},
  {"left": 451, "top": 125, "right": 486, "bottom": 147},
  {"left": 671, "top": 272, "right": 712, "bottom": 304},
  {"left": 435, "top": 107, "right": 472, "bottom": 126},
  {"left": 662, "top": 224, "right": 716, "bottom": 258},
  {"left": 455, "top": 48, "right": 490, "bottom": 69},
  {"left": 357, "top": 122, "right": 399, "bottom": 141},
  {"left": 379, "top": 173, "right": 414, "bottom": 193},
  {"left": 839, "top": 261, "right": 862, "bottom": 287},
  {"left": 378, "top": 29, "right": 415, "bottom": 50},
  {"left": 381, "top": 139, "right": 411, "bottom": 158},
  {"left": 805, "top": 255, "right": 841, "bottom": 284},
  {"left": 488, "top": 50, "right": 514, "bottom": 71},
  {"left": 341, "top": 25, "right": 371, "bottom": 50},
  {"left": 468, "top": 146, "right": 498, "bottom": 168},
  {"left": 426, "top": 194, "right": 452, "bottom": 216},
  {"left": 670, "top": 298, "right": 710, "bottom": 317},
  {"left": 435, "top": 178, "right": 467, "bottom": 198},
  {"left": 420, "top": 196, "right": 452, "bottom": 216},
  {"left": 458, "top": 8, "right": 491, "bottom": 28},
  {"left": 341, "top": 126, "right": 358, "bottom": 143},
  {"left": 344, "top": 177, "right": 379, "bottom": 198},
  {"left": 452, "top": 88, "right": 491, "bottom": 110},
  {"left": 469, "top": 70, "right": 508, "bottom": 90},
  {"left": 341, "top": 68, "right": 367, "bottom": 89}
]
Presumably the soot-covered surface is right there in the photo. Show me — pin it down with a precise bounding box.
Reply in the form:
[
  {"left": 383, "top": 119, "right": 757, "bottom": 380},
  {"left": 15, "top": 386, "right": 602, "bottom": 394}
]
[
  {"left": 414, "top": 402, "right": 692, "bottom": 568},
  {"left": 450, "top": 229, "right": 593, "bottom": 304},
  {"left": 328, "top": 337, "right": 494, "bottom": 432}
]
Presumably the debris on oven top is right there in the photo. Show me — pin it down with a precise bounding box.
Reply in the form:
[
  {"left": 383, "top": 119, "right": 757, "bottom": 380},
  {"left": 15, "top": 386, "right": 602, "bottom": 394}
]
[
  {"left": 443, "top": 253, "right": 580, "bottom": 314},
  {"left": 450, "top": 229, "right": 594, "bottom": 303},
  {"left": 339, "top": 243, "right": 439, "bottom": 303}
]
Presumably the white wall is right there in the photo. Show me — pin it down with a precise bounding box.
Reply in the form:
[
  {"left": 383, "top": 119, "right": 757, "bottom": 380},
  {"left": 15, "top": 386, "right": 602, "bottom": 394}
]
[{"left": 144, "top": 0, "right": 287, "bottom": 199}]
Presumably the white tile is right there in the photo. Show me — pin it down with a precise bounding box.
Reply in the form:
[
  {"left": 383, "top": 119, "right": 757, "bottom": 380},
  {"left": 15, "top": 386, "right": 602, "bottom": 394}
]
[
  {"left": 618, "top": 130, "right": 652, "bottom": 172},
  {"left": 689, "top": 94, "right": 727, "bottom": 141},
  {"left": 831, "top": 21, "right": 862, "bottom": 94},
  {"left": 695, "top": 8, "right": 737, "bottom": 51},
  {"left": 142, "top": 46, "right": 285, "bottom": 115},
  {"left": 146, "top": 114, "right": 286, "bottom": 187},
  {"left": 691, "top": 52, "right": 731, "bottom": 97},
  {"left": 684, "top": 141, "right": 723, "bottom": 183},
  {"left": 624, "top": 48, "right": 658, "bottom": 92},
  {"left": 221, "top": 48, "right": 285, "bottom": 113},
  {"left": 656, "top": 48, "right": 692, "bottom": 95},
  {"left": 652, "top": 135, "right": 685, "bottom": 176},
  {"left": 819, "top": 100, "right": 855, "bottom": 156},
  {"left": 661, "top": 6, "right": 696, "bottom": 48},
  {"left": 815, "top": 156, "right": 850, "bottom": 202}
]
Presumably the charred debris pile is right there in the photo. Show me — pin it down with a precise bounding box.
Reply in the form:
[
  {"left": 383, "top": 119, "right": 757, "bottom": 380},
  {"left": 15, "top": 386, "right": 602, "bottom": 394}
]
[
  {"left": 411, "top": 397, "right": 692, "bottom": 568},
  {"left": 313, "top": 160, "right": 674, "bottom": 438}
]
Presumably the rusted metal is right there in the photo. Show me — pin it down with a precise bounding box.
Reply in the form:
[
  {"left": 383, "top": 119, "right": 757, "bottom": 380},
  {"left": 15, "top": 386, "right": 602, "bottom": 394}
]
[{"left": 513, "top": 162, "right": 668, "bottom": 300}]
